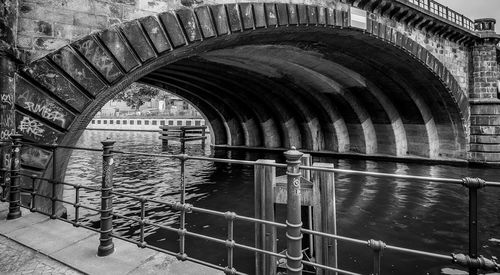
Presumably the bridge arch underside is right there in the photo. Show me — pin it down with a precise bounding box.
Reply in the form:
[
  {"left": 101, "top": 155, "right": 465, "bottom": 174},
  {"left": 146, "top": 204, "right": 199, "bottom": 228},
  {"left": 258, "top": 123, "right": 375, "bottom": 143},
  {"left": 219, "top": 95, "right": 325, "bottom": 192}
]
[
  {"left": 18, "top": 25, "right": 468, "bottom": 164},
  {"left": 135, "top": 30, "right": 466, "bottom": 160}
]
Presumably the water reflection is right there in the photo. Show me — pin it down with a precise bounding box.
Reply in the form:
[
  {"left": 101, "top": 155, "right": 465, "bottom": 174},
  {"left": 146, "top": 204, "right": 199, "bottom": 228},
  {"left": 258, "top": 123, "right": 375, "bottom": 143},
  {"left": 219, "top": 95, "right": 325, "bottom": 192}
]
[{"left": 65, "top": 130, "right": 500, "bottom": 274}]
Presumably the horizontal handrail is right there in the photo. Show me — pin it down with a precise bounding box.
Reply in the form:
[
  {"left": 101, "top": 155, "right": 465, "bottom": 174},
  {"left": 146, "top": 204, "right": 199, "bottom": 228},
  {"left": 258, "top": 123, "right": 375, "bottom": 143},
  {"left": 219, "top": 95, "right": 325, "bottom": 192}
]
[{"left": 403, "top": 0, "right": 475, "bottom": 31}]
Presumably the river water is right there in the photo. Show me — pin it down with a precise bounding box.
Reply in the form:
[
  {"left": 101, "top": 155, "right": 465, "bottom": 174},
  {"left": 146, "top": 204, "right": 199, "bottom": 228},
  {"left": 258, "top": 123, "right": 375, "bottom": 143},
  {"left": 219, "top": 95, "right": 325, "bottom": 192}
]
[{"left": 64, "top": 130, "right": 500, "bottom": 275}]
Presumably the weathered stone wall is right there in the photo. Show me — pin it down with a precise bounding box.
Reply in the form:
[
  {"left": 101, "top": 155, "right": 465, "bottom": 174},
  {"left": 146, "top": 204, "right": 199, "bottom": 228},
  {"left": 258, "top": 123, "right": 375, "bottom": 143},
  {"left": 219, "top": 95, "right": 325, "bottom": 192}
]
[
  {"left": 371, "top": 14, "right": 470, "bottom": 94},
  {"left": 16, "top": 0, "right": 186, "bottom": 62}
]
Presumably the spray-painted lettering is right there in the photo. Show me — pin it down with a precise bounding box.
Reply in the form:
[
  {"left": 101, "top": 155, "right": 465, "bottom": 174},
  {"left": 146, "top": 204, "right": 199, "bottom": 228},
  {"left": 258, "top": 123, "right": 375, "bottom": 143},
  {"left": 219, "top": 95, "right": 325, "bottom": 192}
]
[
  {"left": 0, "top": 94, "right": 14, "bottom": 106},
  {"left": 0, "top": 129, "right": 15, "bottom": 140},
  {"left": 24, "top": 102, "right": 66, "bottom": 127},
  {"left": 18, "top": 116, "right": 45, "bottom": 137}
]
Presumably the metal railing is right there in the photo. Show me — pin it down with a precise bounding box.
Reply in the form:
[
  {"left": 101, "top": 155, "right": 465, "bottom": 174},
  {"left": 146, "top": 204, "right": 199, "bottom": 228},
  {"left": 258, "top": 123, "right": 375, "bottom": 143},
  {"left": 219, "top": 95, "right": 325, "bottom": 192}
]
[
  {"left": 1, "top": 134, "right": 500, "bottom": 274},
  {"left": 405, "top": 0, "right": 475, "bottom": 31}
]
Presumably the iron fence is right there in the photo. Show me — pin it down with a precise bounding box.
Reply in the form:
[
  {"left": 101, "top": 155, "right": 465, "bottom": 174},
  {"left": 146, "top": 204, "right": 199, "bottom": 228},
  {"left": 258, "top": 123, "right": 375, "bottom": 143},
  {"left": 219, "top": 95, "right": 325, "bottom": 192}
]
[
  {"left": 1, "top": 135, "right": 500, "bottom": 275},
  {"left": 405, "top": 0, "right": 475, "bottom": 31}
]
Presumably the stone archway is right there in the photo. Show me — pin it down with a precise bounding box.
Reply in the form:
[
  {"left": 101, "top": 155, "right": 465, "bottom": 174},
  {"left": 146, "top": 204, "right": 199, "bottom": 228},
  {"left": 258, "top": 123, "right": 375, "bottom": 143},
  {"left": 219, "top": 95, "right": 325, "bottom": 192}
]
[{"left": 8, "top": 2, "right": 469, "bottom": 212}]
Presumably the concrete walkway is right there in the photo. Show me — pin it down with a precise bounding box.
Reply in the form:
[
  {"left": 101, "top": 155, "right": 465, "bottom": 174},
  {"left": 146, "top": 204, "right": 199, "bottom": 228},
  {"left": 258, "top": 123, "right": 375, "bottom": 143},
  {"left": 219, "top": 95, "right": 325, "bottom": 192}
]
[{"left": 0, "top": 203, "right": 222, "bottom": 275}]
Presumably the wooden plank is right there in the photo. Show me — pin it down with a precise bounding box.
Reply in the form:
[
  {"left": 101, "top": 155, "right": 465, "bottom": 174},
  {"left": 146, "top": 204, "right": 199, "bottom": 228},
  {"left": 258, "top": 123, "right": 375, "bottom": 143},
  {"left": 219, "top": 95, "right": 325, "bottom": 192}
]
[
  {"left": 274, "top": 175, "right": 313, "bottom": 206},
  {"left": 254, "top": 159, "right": 277, "bottom": 275},
  {"left": 312, "top": 163, "right": 337, "bottom": 275}
]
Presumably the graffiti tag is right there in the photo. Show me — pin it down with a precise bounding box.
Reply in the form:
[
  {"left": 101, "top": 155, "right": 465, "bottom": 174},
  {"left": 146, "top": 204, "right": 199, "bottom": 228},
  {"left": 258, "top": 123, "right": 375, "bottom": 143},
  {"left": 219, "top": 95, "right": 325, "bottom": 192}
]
[
  {"left": 0, "top": 129, "right": 14, "bottom": 140},
  {"left": 24, "top": 102, "right": 66, "bottom": 127},
  {"left": 1, "top": 94, "right": 14, "bottom": 106},
  {"left": 18, "top": 116, "right": 45, "bottom": 137}
]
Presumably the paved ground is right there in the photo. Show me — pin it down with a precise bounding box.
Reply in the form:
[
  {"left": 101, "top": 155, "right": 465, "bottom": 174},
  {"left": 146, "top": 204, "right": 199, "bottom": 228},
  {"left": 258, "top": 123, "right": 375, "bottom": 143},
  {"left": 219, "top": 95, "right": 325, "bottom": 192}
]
[
  {"left": 0, "top": 235, "right": 82, "bottom": 275},
  {"left": 0, "top": 202, "right": 222, "bottom": 275}
]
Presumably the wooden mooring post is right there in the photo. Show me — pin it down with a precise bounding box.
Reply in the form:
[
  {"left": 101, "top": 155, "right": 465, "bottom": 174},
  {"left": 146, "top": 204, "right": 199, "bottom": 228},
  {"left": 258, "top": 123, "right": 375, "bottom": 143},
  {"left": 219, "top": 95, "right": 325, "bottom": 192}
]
[
  {"left": 159, "top": 126, "right": 207, "bottom": 153},
  {"left": 254, "top": 152, "right": 337, "bottom": 275}
]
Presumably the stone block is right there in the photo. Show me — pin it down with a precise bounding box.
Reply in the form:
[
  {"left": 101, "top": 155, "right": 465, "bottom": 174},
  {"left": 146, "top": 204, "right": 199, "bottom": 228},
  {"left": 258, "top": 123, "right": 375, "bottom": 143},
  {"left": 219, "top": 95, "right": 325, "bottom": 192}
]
[
  {"left": 50, "top": 46, "right": 106, "bottom": 96},
  {"left": 34, "top": 37, "right": 69, "bottom": 51},
  {"left": 19, "top": 4, "right": 73, "bottom": 24},
  {"left": 121, "top": 21, "right": 156, "bottom": 62},
  {"left": 470, "top": 135, "right": 500, "bottom": 144},
  {"left": 18, "top": 18, "right": 53, "bottom": 36},
  {"left": 138, "top": 16, "right": 171, "bottom": 53},
  {"left": 99, "top": 29, "right": 140, "bottom": 72},
  {"left": 74, "top": 12, "right": 107, "bottom": 29},
  {"left": 470, "top": 125, "right": 500, "bottom": 135},
  {"left": 470, "top": 143, "right": 500, "bottom": 152},
  {"left": 93, "top": 1, "right": 123, "bottom": 18},
  {"left": 17, "top": 35, "right": 33, "bottom": 49},
  {"left": 53, "top": 23, "right": 91, "bottom": 41},
  {"left": 122, "top": 7, "right": 156, "bottom": 20}
]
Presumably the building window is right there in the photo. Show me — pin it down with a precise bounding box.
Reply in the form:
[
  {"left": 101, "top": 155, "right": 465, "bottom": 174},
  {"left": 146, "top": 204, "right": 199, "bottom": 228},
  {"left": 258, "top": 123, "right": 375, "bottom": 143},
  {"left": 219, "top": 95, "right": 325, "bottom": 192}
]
[
  {"left": 116, "top": 120, "right": 120, "bottom": 124},
  {"left": 92, "top": 120, "right": 95, "bottom": 124},
  {"left": 160, "top": 120, "right": 165, "bottom": 126},
  {"left": 103, "top": 120, "right": 107, "bottom": 124},
  {"left": 145, "top": 120, "right": 149, "bottom": 125},
  {"left": 168, "top": 120, "right": 173, "bottom": 125},
  {"left": 110, "top": 120, "right": 114, "bottom": 124},
  {"left": 195, "top": 120, "right": 200, "bottom": 126},
  {"left": 186, "top": 121, "right": 191, "bottom": 126},
  {"left": 123, "top": 120, "right": 127, "bottom": 125},
  {"left": 97, "top": 120, "right": 101, "bottom": 124},
  {"left": 137, "top": 120, "right": 142, "bottom": 125},
  {"left": 177, "top": 120, "right": 182, "bottom": 126},
  {"left": 130, "top": 120, "right": 134, "bottom": 125},
  {"left": 152, "top": 120, "right": 157, "bottom": 125}
]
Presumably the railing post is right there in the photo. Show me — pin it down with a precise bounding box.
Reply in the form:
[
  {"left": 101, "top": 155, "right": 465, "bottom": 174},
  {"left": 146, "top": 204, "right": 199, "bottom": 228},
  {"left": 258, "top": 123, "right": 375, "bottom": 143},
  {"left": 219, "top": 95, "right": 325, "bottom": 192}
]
[
  {"left": 50, "top": 145, "right": 57, "bottom": 219},
  {"left": 368, "top": 239, "right": 386, "bottom": 275},
  {"left": 461, "top": 177, "right": 486, "bottom": 275},
  {"left": 254, "top": 159, "right": 277, "bottom": 275},
  {"left": 7, "top": 134, "right": 22, "bottom": 220},
  {"left": 97, "top": 139, "right": 115, "bottom": 257},
  {"left": 284, "top": 147, "right": 304, "bottom": 275}
]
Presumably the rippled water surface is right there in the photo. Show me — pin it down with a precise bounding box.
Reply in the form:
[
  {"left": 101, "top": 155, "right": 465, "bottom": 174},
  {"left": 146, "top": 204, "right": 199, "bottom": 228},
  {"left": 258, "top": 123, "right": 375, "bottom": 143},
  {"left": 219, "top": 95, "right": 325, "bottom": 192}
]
[{"left": 65, "top": 130, "right": 500, "bottom": 275}]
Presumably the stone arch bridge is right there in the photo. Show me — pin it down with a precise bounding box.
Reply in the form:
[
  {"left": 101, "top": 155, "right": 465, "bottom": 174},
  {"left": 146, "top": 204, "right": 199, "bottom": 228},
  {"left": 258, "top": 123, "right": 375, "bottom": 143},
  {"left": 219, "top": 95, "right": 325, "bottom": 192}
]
[{"left": 0, "top": 0, "right": 499, "bottom": 211}]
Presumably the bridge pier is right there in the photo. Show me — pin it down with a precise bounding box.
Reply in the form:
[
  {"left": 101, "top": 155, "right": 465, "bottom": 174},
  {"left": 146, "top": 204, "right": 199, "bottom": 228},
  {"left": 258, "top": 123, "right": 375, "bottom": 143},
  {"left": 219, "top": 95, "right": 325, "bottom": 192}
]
[{"left": 469, "top": 18, "right": 500, "bottom": 164}]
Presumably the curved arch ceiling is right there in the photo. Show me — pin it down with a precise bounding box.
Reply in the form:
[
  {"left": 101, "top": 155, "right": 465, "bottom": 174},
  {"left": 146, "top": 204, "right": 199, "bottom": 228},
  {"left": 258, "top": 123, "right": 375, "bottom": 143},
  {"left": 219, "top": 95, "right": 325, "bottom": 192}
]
[{"left": 141, "top": 38, "right": 466, "bottom": 159}]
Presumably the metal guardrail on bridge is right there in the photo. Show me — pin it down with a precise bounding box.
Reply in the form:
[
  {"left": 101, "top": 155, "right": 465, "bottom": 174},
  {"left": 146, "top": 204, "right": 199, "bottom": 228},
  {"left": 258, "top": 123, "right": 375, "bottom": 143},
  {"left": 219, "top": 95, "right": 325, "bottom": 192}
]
[
  {"left": 404, "top": 0, "right": 475, "bottom": 31},
  {"left": 1, "top": 134, "right": 500, "bottom": 275}
]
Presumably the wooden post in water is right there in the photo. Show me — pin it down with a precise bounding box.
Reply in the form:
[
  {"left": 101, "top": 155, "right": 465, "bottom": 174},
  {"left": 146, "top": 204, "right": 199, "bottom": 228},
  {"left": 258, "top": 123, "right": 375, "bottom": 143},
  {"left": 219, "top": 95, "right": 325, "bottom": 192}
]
[
  {"left": 300, "top": 154, "right": 314, "bottom": 260},
  {"left": 254, "top": 159, "right": 277, "bottom": 275},
  {"left": 312, "top": 163, "right": 337, "bottom": 275}
]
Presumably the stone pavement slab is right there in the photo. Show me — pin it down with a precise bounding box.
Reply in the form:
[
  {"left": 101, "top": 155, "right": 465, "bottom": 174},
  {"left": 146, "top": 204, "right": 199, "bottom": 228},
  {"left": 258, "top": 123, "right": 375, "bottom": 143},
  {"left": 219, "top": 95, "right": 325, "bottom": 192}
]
[
  {"left": 0, "top": 235, "right": 82, "bottom": 275},
  {"left": 0, "top": 202, "right": 223, "bottom": 275}
]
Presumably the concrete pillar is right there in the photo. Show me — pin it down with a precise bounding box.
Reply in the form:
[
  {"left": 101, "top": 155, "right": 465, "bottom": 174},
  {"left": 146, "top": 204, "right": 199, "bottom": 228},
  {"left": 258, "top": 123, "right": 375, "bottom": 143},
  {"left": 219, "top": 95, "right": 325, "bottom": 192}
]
[{"left": 469, "top": 18, "right": 500, "bottom": 163}]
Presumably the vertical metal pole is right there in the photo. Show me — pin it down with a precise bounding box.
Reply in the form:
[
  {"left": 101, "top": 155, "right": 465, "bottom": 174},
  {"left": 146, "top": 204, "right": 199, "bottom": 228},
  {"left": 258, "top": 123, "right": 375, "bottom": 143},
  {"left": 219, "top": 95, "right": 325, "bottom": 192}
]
[
  {"left": 74, "top": 185, "right": 80, "bottom": 226},
  {"left": 30, "top": 175, "right": 36, "bottom": 212},
  {"left": 97, "top": 139, "right": 115, "bottom": 257},
  {"left": 178, "top": 154, "right": 187, "bottom": 259},
  {"left": 368, "top": 240, "right": 386, "bottom": 275},
  {"left": 7, "top": 134, "right": 22, "bottom": 220},
  {"left": 51, "top": 146, "right": 57, "bottom": 219},
  {"left": 225, "top": 211, "right": 236, "bottom": 275},
  {"left": 461, "top": 177, "right": 485, "bottom": 275},
  {"left": 284, "top": 147, "right": 304, "bottom": 275},
  {"left": 181, "top": 129, "right": 186, "bottom": 154},
  {"left": 139, "top": 199, "right": 146, "bottom": 247},
  {"left": 469, "top": 186, "right": 478, "bottom": 275},
  {"left": 201, "top": 127, "right": 206, "bottom": 149}
]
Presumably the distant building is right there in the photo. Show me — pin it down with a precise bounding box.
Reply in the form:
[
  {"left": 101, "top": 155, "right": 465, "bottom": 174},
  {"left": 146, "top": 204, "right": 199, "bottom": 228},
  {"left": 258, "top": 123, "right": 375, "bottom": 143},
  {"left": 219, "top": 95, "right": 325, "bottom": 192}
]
[{"left": 96, "top": 90, "right": 201, "bottom": 118}]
